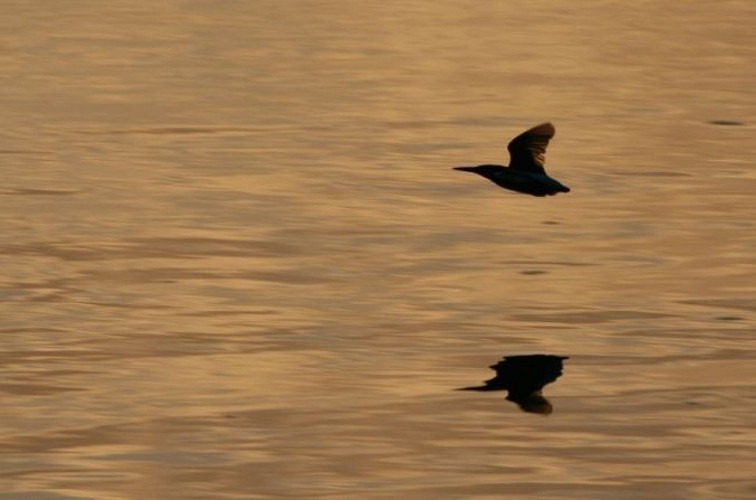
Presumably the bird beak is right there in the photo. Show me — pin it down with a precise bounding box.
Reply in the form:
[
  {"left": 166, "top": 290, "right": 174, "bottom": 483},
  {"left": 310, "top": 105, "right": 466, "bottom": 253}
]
[{"left": 453, "top": 166, "right": 476, "bottom": 172}]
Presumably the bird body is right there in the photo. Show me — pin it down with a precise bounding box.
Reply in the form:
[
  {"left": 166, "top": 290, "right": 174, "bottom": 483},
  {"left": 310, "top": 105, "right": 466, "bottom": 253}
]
[{"left": 454, "top": 122, "right": 570, "bottom": 197}]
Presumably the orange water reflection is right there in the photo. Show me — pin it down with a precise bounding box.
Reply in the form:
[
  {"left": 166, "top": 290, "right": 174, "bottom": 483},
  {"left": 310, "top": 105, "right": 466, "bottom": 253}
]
[{"left": 2, "top": 0, "right": 755, "bottom": 498}]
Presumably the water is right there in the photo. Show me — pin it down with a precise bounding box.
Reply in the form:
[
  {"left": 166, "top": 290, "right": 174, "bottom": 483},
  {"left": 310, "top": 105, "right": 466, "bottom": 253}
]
[{"left": 2, "top": 1, "right": 755, "bottom": 498}]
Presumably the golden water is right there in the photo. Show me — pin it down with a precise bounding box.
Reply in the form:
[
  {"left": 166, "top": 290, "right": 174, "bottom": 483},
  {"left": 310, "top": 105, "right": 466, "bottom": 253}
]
[{"left": 2, "top": 1, "right": 755, "bottom": 498}]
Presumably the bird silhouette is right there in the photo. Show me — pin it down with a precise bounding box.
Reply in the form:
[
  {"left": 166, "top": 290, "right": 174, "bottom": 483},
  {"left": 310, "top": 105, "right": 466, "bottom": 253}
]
[
  {"left": 460, "top": 354, "right": 568, "bottom": 414},
  {"left": 454, "top": 122, "right": 570, "bottom": 197}
]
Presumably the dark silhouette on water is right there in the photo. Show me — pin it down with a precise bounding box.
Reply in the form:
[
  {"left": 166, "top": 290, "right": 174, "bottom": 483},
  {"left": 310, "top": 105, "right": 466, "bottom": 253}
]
[
  {"left": 454, "top": 122, "right": 570, "bottom": 197},
  {"left": 460, "top": 354, "right": 569, "bottom": 414},
  {"left": 707, "top": 120, "right": 745, "bottom": 126}
]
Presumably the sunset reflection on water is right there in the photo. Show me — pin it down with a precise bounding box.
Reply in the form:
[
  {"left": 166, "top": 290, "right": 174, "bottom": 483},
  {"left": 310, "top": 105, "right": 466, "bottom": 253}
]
[{"left": 1, "top": 1, "right": 755, "bottom": 498}]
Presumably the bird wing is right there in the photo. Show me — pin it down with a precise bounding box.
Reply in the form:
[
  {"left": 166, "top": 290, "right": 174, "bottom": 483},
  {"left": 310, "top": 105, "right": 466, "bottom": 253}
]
[{"left": 506, "top": 122, "right": 555, "bottom": 174}]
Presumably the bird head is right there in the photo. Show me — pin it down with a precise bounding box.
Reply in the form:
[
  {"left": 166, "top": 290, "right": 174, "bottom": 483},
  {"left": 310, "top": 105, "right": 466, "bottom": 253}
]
[{"left": 453, "top": 165, "right": 501, "bottom": 175}]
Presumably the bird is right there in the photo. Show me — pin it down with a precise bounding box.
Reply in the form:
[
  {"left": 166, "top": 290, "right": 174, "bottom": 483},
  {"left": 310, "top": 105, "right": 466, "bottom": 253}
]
[
  {"left": 459, "top": 354, "right": 569, "bottom": 414},
  {"left": 454, "top": 122, "right": 570, "bottom": 197}
]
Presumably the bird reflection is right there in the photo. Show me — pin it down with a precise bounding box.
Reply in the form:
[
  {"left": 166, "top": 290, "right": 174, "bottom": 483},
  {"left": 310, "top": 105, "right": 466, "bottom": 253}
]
[{"left": 460, "top": 354, "right": 568, "bottom": 415}]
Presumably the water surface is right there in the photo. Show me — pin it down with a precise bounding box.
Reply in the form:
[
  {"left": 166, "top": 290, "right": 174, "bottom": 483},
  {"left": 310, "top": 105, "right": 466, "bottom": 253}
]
[{"left": 2, "top": 1, "right": 755, "bottom": 498}]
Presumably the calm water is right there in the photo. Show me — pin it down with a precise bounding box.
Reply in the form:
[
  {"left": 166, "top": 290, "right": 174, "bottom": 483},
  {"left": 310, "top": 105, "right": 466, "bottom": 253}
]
[{"left": 2, "top": 1, "right": 755, "bottom": 498}]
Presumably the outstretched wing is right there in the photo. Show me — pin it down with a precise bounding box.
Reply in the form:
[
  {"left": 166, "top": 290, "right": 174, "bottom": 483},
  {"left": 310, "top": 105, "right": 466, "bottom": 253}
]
[{"left": 506, "top": 122, "right": 555, "bottom": 174}]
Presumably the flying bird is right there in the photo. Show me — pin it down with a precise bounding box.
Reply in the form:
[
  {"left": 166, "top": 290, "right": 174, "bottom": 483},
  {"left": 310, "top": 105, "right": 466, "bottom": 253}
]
[{"left": 454, "top": 122, "right": 570, "bottom": 196}]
